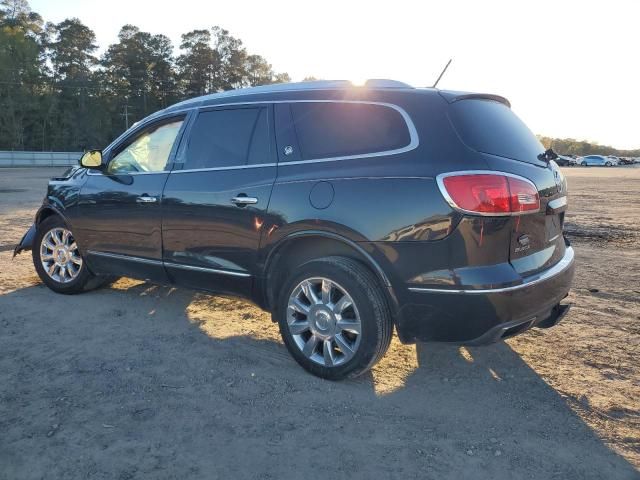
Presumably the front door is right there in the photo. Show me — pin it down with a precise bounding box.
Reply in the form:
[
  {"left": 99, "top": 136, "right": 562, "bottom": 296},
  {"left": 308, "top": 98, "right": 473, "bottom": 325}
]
[
  {"left": 76, "top": 115, "right": 186, "bottom": 282},
  {"left": 162, "top": 104, "right": 277, "bottom": 297}
]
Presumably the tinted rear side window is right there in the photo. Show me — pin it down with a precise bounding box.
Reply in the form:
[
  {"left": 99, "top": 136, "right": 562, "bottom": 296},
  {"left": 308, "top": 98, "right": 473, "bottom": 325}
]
[
  {"left": 184, "top": 107, "right": 269, "bottom": 169},
  {"left": 288, "top": 102, "right": 411, "bottom": 161},
  {"left": 448, "top": 99, "right": 544, "bottom": 164}
]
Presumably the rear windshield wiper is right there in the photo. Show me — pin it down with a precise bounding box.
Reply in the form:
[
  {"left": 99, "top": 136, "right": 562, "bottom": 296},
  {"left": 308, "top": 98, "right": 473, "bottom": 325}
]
[{"left": 537, "top": 148, "right": 558, "bottom": 163}]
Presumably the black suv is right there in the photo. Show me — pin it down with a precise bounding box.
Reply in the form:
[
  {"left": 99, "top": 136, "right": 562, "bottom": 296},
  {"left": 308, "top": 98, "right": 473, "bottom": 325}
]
[{"left": 15, "top": 80, "right": 575, "bottom": 380}]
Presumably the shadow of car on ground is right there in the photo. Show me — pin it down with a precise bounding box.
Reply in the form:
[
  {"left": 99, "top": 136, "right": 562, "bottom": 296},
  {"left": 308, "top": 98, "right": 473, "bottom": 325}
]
[{"left": 0, "top": 281, "right": 637, "bottom": 480}]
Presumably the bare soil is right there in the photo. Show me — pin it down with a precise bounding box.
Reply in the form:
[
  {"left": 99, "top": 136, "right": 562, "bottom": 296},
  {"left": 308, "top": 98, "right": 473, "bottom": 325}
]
[{"left": 0, "top": 167, "right": 638, "bottom": 479}]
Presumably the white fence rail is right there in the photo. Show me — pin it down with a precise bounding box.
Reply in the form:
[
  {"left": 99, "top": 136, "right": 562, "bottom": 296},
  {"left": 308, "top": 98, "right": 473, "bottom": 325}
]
[{"left": 0, "top": 151, "right": 82, "bottom": 167}]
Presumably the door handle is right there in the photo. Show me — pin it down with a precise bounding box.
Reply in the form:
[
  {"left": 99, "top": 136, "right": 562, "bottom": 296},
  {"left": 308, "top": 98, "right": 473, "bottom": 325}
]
[
  {"left": 137, "top": 195, "right": 157, "bottom": 203},
  {"left": 231, "top": 195, "right": 258, "bottom": 206}
]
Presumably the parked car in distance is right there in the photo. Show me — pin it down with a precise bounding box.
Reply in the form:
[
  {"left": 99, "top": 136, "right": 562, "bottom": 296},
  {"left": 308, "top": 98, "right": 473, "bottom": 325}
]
[
  {"left": 555, "top": 155, "right": 577, "bottom": 166},
  {"left": 617, "top": 157, "right": 634, "bottom": 165},
  {"left": 14, "top": 79, "right": 575, "bottom": 380},
  {"left": 580, "top": 155, "right": 613, "bottom": 166},
  {"left": 606, "top": 155, "right": 620, "bottom": 165}
]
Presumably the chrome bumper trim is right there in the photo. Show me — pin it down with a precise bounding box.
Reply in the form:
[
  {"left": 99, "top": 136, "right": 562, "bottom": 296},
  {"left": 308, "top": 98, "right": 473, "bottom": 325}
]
[{"left": 408, "top": 246, "right": 574, "bottom": 295}]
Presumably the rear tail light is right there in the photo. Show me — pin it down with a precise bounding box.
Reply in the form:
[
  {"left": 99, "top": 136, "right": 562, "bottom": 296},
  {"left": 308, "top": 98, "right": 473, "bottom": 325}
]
[{"left": 436, "top": 172, "right": 540, "bottom": 216}]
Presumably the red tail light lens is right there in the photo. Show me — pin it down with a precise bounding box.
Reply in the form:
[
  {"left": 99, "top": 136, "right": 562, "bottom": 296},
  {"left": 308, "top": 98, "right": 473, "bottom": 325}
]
[
  {"left": 438, "top": 173, "right": 540, "bottom": 215},
  {"left": 507, "top": 176, "right": 540, "bottom": 213}
]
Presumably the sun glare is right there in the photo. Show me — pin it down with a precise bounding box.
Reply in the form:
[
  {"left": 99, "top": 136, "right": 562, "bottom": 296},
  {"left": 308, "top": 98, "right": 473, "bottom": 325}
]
[{"left": 350, "top": 77, "right": 368, "bottom": 87}]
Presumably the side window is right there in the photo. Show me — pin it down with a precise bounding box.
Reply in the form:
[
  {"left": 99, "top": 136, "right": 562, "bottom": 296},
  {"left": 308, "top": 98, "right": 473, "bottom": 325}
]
[
  {"left": 184, "top": 107, "right": 270, "bottom": 169},
  {"left": 287, "top": 102, "right": 411, "bottom": 161},
  {"left": 108, "top": 119, "right": 184, "bottom": 174}
]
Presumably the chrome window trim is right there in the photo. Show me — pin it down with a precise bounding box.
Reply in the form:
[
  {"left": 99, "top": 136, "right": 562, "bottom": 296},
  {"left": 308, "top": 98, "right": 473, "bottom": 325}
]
[
  {"left": 87, "top": 114, "right": 189, "bottom": 176},
  {"left": 90, "top": 100, "right": 417, "bottom": 176},
  {"left": 87, "top": 170, "right": 169, "bottom": 176},
  {"left": 408, "top": 246, "right": 574, "bottom": 294},
  {"left": 435, "top": 170, "right": 541, "bottom": 217},
  {"left": 171, "top": 163, "right": 277, "bottom": 174},
  {"left": 170, "top": 100, "right": 418, "bottom": 173},
  {"left": 87, "top": 250, "right": 251, "bottom": 278},
  {"left": 279, "top": 100, "right": 419, "bottom": 165}
]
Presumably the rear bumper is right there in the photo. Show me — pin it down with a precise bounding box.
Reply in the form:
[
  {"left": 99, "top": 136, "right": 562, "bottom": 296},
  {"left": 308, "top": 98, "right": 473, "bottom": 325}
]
[
  {"left": 395, "top": 246, "right": 575, "bottom": 344},
  {"left": 464, "top": 303, "right": 571, "bottom": 345}
]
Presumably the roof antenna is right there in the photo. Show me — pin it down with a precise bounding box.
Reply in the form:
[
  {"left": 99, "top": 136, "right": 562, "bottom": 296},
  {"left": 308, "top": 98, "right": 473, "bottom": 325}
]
[{"left": 432, "top": 59, "right": 452, "bottom": 88}]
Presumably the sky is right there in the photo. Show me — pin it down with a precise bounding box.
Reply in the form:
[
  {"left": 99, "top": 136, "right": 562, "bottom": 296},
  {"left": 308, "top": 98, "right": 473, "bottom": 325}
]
[{"left": 31, "top": 0, "right": 640, "bottom": 150}]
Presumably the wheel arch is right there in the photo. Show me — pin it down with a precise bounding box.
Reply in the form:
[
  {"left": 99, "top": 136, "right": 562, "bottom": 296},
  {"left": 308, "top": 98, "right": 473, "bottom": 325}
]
[
  {"left": 36, "top": 205, "right": 70, "bottom": 227},
  {"left": 13, "top": 206, "right": 71, "bottom": 257},
  {"left": 262, "top": 231, "right": 398, "bottom": 317}
]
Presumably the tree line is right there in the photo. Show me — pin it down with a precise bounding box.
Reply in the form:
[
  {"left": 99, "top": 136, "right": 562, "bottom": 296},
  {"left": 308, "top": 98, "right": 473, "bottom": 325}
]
[
  {"left": 3, "top": 1, "right": 637, "bottom": 156},
  {"left": 0, "top": 0, "right": 292, "bottom": 151},
  {"left": 538, "top": 136, "right": 640, "bottom": 158}
]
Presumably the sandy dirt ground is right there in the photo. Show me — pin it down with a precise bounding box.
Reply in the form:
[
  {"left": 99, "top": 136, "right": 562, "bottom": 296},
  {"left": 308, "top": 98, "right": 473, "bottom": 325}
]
[{"left": 0, "top": 167, "right": 638, "bottom": 479}]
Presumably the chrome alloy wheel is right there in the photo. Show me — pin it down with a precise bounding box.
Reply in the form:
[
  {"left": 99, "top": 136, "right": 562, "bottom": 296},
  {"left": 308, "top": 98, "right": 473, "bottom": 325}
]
[
  {"left": 287, "top": 277, "right": 362, "bottom": 367},
  {"left": 40, "top": 227, "right": 82, "bottom": 283}
]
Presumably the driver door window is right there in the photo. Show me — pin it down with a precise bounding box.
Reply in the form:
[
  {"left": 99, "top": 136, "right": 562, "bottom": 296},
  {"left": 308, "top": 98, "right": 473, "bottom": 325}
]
[{"left": 108, "top": 119, "right": 184, "bottom": 174}]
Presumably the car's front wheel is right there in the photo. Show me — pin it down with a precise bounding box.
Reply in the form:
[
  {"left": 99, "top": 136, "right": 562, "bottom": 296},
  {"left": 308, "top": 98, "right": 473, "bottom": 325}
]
[
  {"left": 33, "top": 216, "right": 110, "bottom": 294},
  {"left": 605, "top": 161, "right": 612, "bottom": 167},
  {"left": 276, "top": 256, "right": 393, "bottom": 380},
  {"left": 581, "top": 161, "right": 588, "bottom": 166}
]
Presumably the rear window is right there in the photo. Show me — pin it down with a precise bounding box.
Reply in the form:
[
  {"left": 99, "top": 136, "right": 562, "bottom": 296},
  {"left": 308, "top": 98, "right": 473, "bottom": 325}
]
[
  {"left": 288, "top": 102, "right": 411, "bottom": 161},
  {"left": 448, "top": 99, "right": 544, "bottom": 164}
]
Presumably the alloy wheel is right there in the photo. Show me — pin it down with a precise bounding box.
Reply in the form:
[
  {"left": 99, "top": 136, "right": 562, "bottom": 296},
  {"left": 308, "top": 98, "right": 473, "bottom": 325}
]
[
  {"left": 286, "top": 277, "right": 362, "bottom": 367},
  {"left": 40, "top": 227, "right": 83, "bottom": 283}
]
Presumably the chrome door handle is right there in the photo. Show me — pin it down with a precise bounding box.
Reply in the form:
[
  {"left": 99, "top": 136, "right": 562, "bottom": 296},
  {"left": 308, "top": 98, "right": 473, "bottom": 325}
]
[
  {"left": 231, "top": 196, "right": 258, "bottom": 206},
  {"left": 137, "top": 195, "right": 157, "bottom": 203}
]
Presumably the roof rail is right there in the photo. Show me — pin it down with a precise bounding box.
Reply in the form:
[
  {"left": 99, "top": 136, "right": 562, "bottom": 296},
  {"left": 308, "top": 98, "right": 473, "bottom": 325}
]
[
  {"left": 363, "top": 79, "right": 413, "bottom": 88},
  {"left": 168, "top": 79, "right": 414, "bottom": 109}
]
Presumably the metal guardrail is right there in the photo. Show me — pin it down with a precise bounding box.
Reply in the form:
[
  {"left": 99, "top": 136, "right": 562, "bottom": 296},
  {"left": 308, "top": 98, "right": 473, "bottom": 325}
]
[{"left": 0, "top": 151, "right": 82, "bottom": 167}]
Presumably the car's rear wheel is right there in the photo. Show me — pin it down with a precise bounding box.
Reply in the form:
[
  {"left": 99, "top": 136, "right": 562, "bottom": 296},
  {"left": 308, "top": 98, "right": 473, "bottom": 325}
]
[
  {"left": 605, "top": 161, "right": 612, "bottom": 167},
  {"left": 33, "top": 216, "right": 111, "bottom": 294},
  {"left": 581, "top": 161, "right": 588, "bottom": 166},
  {"left": 276, "top": 256, "right": 393, "bottom": 380}
]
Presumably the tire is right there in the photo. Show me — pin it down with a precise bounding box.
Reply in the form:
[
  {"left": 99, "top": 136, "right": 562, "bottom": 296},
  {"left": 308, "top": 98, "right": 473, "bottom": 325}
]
[
  {"left": 581, "top": 161, "right": 588, "bottom": 167},
  {"left": 606, "top": 162, "right": 612, "bottom": 167},
  {"left": 276, "top": 256, "right": 393, "bottom": 380},
  {"left": 32, "top": 215, "right": 111, "bottom": 294}
]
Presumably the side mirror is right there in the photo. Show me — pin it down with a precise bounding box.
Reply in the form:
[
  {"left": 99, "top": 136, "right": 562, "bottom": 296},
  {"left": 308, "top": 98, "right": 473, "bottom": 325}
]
[{"left": 80, "top": 150, "right": 103, "bottom": 169}]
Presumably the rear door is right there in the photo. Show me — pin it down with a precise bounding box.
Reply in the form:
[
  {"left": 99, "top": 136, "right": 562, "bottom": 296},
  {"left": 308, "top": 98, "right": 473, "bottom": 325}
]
[
  {"left": 446, "top": 97, "right": 567, "bottom": 277},
  {"left": 161, "top": 103, "right": 277, "bottom": 297}
]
